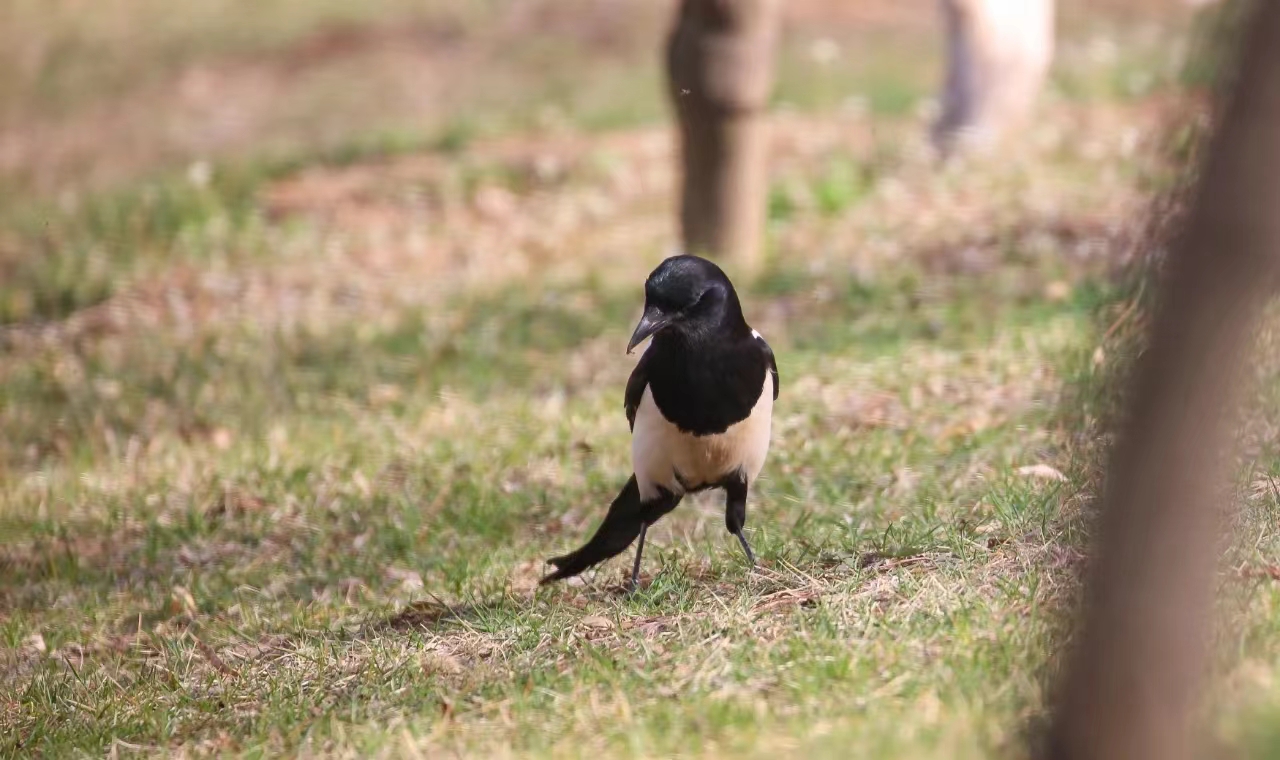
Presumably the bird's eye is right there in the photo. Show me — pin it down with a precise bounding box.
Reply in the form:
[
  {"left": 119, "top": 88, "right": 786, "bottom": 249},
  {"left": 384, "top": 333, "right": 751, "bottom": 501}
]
[{"left": 690, "top": 285, "right": 723, "bottom": 310}]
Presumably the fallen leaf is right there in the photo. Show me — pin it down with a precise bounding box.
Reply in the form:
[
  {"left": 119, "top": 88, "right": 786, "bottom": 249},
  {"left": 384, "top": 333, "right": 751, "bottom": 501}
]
[
  {"left": 384, "top": 566, "right": 424, "bottom": 591},
  {"left": 1016, "top": 464, "right": 1067, "bottom": 482},
  {"left": 194, "top": 636, "right": 237, "bottom": 676},
  {"left": 368, "top": 383, "right": 403, "bottom": 407},
  {"left": 634, "top": 618, "right": 670, "bottom": 637},
  {"left": 338, "top": 577, "right": 365, "bottom": 603},
  {"left": 24, "top": 633, "right": 46, "bottom": 654},
  {"left": 421, "top": 651, "right": 464, "bottom": 676},
  {"left": 1044, "top": 280, "right": 1072, "bottom": 302},
  {"left": 170, "top": 585, "right": 198, "bottom": 617},
  {"left": 752, "top": 589, "right": 821, "bottom": 614},
  {"left": 211, "top": 427, "right": 234, "bottom": 450},
  {"left": 580, "top": 615, "right": 612, "bottom": 630}
]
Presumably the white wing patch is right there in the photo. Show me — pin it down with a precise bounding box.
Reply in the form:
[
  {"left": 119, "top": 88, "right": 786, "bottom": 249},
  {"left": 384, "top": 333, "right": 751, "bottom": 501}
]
[{"left": 751, "top": 329, "right": 762, "bottom": 340}]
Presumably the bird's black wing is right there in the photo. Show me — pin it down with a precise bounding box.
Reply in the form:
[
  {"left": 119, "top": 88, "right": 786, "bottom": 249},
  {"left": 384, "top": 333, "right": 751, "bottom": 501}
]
[
  {"left": 755, "top": 331, "right": 779, "bottom": 400},
  {"left": 624, "top": 347, "right": 654, "bottom": 431}
]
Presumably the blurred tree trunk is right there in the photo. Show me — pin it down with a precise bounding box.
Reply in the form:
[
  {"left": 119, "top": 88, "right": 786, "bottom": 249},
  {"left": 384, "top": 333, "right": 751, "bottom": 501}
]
[
  {"left": 1041, "top": 2, "right": 1280, "bottom": 758},
  {"left": 933, "top": 0, "right": 1055, "bottom": 155},
  {"left": 666, "top": 0, "right": 1055, "bottom": 267},
  {"left": 666, "top": 0, "right": 781, "bottom": 271}
]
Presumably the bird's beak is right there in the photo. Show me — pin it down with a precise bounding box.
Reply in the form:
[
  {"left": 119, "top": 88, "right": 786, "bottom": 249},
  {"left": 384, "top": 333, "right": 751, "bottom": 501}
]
[{"left": 627, "top": 307, "right": 670, "bottom": 354}]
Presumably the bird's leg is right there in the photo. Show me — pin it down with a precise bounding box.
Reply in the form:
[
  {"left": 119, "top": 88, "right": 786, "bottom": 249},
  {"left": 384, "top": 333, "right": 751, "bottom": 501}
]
[
  {"left": 724, "top": 474, "right": 756, "bottom": 568},
  {"left": 629, "top": 524, "right": 648, "bottom": 592},
  {"left": 627, "top": 486, "right": 682, "bottom": 592},
  {"left": 735, "top": 530, "right": 757, "bottom": 567}
]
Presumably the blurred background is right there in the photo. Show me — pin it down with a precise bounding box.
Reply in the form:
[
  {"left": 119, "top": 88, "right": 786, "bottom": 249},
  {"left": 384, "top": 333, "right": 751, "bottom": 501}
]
[
  {"left": 0, "top": 1, "right": 1210, "bottom": 194},
  {"left": 6, "top": 1, "right": 1277, "bottom": 758}
]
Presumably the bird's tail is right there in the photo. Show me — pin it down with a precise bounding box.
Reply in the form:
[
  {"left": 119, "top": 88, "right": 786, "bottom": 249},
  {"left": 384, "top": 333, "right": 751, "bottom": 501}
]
[{"left": 540, "top": 475, "right": 644, "bottom": 585}]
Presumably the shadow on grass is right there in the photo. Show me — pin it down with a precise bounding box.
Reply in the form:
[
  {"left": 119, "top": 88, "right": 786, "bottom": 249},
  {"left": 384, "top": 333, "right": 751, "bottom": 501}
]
[{"left": 369, "top": 595, "right": 532, "bottom": 635}]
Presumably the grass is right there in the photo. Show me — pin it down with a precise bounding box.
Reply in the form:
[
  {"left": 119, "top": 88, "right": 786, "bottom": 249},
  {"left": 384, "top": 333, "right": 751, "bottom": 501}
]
[
  {"left": 10, "top": 1, "right": 1280, "bottom": 758},
  {"left": 0, "top": 107, "right": 1168, "bottom": 755},
  {"left": 0, "top": 264, "right": 1098, "bottom": 756}
]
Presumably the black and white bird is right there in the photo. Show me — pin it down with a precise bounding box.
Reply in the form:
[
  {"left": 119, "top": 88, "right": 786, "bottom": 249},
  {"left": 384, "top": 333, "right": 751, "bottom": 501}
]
[{"left": 540, "top": 254, "right": 779, "bottom": 589}]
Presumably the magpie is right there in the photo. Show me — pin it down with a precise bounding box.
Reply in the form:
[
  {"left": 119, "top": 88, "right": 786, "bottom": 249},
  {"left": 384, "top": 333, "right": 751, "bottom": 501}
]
[{"left": 540, "top": 254, "right": 779, "bottom": 590}]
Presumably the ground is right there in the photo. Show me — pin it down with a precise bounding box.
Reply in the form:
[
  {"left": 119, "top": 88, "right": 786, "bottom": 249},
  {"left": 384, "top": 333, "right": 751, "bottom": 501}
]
[{"left": 4, "top": 1, "right": 1280, "bottom": 758}]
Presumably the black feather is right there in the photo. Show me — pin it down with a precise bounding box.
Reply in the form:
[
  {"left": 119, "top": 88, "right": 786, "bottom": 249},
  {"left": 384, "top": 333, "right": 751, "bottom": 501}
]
[
  {"left": 625, "top": 256, "right": 774, "bottom": 435},
  {"left": 625, "top": 348, "right": 653, "bottom": 432},
  {"left": 757, "top": 332, "right": 779, "bottom": 400},
  {"left": 644, "top": 329, "right": 770, "bottom": 435},
  {"left": 539, "top": 476, "right": 645, "bottom": 584}
]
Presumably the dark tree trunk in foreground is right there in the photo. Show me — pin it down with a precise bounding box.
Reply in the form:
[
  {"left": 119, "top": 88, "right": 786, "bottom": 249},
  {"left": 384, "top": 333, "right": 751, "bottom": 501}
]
[
  {"left": 1042, "top": 2, "right": 1280, "bottom": 759},
  {"left": 666, "top": 0, "right": 781, "bottom": 271}
]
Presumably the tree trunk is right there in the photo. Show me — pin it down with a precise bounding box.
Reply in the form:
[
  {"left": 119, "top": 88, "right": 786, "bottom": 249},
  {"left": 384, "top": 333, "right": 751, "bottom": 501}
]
[
  {"left": 666, "top": 0, "right": 781, "bottom": 271},
  {"left": 934, "top": 0, "right": 1055, "bottom": 156},
  {"left": 1041, "top": 2, "right": 1280, "bottom": 758}
]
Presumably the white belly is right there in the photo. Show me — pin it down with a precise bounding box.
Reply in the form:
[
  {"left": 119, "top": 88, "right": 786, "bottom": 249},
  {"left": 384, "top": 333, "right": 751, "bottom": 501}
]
[{"left": 631, "top": 373, "right": 773, "bottom": 502}]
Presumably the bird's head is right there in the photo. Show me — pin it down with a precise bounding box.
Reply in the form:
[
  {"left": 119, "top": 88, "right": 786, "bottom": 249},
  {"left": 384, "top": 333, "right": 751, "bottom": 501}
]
[{"left": 627, "top": 254, "right": 745, "bottom": 354}]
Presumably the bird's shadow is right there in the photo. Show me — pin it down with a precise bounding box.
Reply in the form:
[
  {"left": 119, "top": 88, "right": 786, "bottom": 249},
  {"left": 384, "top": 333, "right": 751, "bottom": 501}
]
[
  {"left": 366, "top": 595, "right": 518, "bottom": 635},
  {"left": 575, "top": 579, "right": 646, "bottom": 600},
  {"left": 364, "top": 574, "right": 652, "bottom": 638}
]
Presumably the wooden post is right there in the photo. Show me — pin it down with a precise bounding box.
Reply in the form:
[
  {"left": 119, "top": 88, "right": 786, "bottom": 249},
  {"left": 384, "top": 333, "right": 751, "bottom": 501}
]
[
  {"left": 666, "top": 0, "right": 781, "bottom": 271},
  {"left": 934, "top": 0, "right": 1055, "bottom": 155}
]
